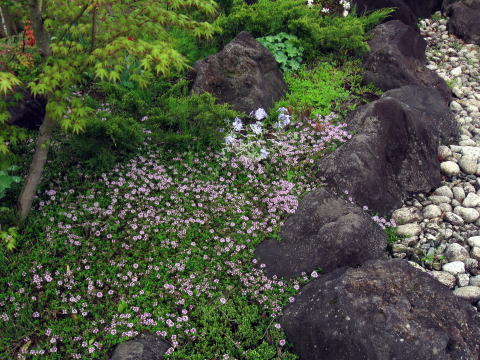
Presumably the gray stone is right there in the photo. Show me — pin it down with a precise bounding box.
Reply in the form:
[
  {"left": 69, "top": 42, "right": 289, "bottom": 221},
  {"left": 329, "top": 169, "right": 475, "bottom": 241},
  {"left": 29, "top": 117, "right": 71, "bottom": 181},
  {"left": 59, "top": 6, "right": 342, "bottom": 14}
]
[
  {"left": 444, "top": 211, "right": 465, "bottom": 226},
  {"left": 465, "top": 258, "right": 479, "bottom": 274},
  {"left": 451, "top": 66, "right": 462, "bottom": 77},
  {"left": 392, "top": 207, "right": 423, "bottom": 225},
  {"left": 463, "top": 192, "right": 480, "bottom": 208},
  {"left": 441, "top": 161, "right": 460, "bottom": 176},
  {"left": 428, "top": 195, "right": 451, "bottom": 205},
  {"left": 429, "top": 270, "right": 457, "bottom": 288},
  {"left": 443, "top": 261, "right": 466, "bottom": 275},
  {"left": 471, "top": 247, "right": 480, "bottom": 261},
  {"left": 459, "top": 155, "right": 478, "bottom": 174},
  {"left": 457, "top": 273, "right": 471, "bottom": 287},
  {"left": 444, "top": 243, "right": 469, "bottom": 261},
  {"left": 453, "top": 186, "right": 466, "bottom": 202},
  {"left": 454, "top": 206, "right": 480, "bottom": 222},
  {"left": 439, "top": 203, "right": 452, "bottom": 213},
  {"left": 467, "top": 236, "right": 480, "bottom": 247},
  {"left": 423, "top": 204, "right": 442, "bottom": 219},
  {"left": 438, "top": 145, "right": 452, "bottom": 161},
  {"left": 109, "top": 333, "right": 169, "bottom": 360},
  {"left": 433, "top": 185, "right": 453, "bottom": 198},
  {"left": 453, "top": 286, "right": 480, "bottom": 302},
  {"left": 470, "top": 275, "right": 480, "bottom": 286},
  {"left": 446, "top": 0, "right": 480, "bottom": 46},
  {"left": 396, "top": 223, "right": 422, "bottom": 237}
]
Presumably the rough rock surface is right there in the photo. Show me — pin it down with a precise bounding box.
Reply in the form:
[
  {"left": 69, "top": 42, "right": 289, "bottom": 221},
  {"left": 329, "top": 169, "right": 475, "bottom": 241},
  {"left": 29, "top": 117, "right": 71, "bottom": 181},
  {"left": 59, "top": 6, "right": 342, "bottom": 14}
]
[
  {"left": 281, "top": 259, "right": 480, "bottom": 360},
  {"left": 254, "top": 188, "right": 387, "bottom": 279},
  {"left": 446, "top": 0, "right": 480, "bottom": 46},
  {"left": 315, "top": 93, "right": 447, "bottom": 215},
  {"left": 363, "top": 20, "right": 452, "bottom": 103},
  {"left": 7, "top": 88, "right": 46, "bottom": 130},
  {"left": 352, "top": 0, "right": 419, "bottom": 28},
  {"left": 190, "top": 31, "right": 288, "bottom": 114},
  {"left": 109, "top": 333, "right": 169, "bottom": 360}
]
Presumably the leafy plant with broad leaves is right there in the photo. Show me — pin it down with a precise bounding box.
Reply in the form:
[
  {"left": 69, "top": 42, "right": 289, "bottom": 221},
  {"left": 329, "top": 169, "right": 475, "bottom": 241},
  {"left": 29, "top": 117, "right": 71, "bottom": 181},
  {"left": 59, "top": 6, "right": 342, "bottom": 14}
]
[
  {"left": 257, "top": 32, "right": 304, "bottom": 72},
  {"left": 0, "top": 165, "right": 20, "bottom": 200}
]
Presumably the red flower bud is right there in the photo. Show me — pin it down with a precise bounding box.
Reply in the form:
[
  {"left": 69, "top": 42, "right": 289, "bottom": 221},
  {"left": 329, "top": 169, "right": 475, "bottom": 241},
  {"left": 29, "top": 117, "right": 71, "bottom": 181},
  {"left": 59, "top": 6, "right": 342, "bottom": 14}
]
[{"left": 128, "top": 36, "right": 134, "bottom": 41}]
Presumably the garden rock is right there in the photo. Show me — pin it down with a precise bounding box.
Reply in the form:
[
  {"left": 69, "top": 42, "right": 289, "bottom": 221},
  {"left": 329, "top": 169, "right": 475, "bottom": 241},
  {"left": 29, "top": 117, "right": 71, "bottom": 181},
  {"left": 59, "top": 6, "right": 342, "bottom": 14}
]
[
  {"left": 280, "top": 259, "right": 480, "bottom": 360},
  {"left": 444, "top": 243, "right": 469, "bottom": 261},
  {"left": 381, "top": 85, "right": 458, "bottom": 145},
  {"left": 352, "top": 0, "right": 419, "bottom": 28},
  {"left": 315, "top": 95, "right": 444, "bottom": 216},
  {"left": 441, "top": 161, "right": 461, "bottom": 176},
  {"left": 443, "top": 261, "right": 466, "bottom": 275},
  {"left": 363, "top": 21, "right": 452, "bottom": 103},
  {"left": 6, "top": 88, "right": 46, "bottom": 130},
  {"left": 446, "top": 0, "right": 480, "bottom": 46},
  {"left": 467, "top": 236, "right": 480, "bottom": 248},
  {"left": 453, "top": 286, "right": 480, "bottom": 302},
  {"left": 109, "top": 333, "right": 169, "bottom": 360},
  {"left": 190, "top": 31, "right": 288, "bottom": 114},
  {"left": 254, "top": 188, "right": 387, "bottom": 280},
  {"left": 429, "top": 270, "right": 457, "bottom": 288},
  {"left": 392, "top": 207, "right": 423, "bottom": 225}
]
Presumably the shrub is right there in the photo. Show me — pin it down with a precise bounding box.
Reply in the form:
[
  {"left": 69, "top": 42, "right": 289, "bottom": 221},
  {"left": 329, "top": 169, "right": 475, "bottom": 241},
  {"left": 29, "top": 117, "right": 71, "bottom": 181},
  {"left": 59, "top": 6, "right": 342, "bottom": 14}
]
[
  {"left": 274, "top": 61, "right": 350, "bottom": 117},
  {"left": 147, "top": 82, "right": 241, "bottom": 152},
  {"left": 215, "top": 0, "right": 394, "bottom": 61},
  {"left": 257, "top": 32, "right": 304, "bottom": 72},
  {"left": 170, "top": 27, "right": 218, "bottom": 64}
]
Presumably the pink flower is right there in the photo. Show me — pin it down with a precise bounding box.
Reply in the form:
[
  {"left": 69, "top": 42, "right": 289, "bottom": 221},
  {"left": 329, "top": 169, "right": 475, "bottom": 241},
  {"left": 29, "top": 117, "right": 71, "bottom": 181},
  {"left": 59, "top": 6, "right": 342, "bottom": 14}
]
[
  {"left": 279, "top": 339, "right": 286, "bottom": 346},
  {"left": 219, "top": 297, "right": 227, "bottom": 304}
]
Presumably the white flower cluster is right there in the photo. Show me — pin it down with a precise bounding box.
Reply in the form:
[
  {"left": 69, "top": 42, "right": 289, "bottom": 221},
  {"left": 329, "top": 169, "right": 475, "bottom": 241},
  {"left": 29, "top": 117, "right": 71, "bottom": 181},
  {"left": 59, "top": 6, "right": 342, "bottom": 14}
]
[
  {"left": 223, "top": 107, "right": 293, "bottom": 162},
  {"left": 339, "top": 0, "right": 351, "bottom": 16}
]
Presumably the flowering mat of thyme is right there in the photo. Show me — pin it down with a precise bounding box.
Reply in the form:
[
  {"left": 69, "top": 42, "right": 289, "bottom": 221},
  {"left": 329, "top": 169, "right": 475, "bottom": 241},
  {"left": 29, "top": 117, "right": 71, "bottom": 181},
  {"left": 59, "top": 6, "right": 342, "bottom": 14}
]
[{"left": 1, "top": 110, "right": 353, "bottom": 359}]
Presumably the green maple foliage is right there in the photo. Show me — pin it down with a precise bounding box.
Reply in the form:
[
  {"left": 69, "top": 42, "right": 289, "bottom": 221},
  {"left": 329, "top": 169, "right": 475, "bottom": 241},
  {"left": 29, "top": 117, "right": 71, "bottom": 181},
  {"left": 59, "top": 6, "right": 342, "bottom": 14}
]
[{"left": 0, "top": 0, "right": 220, "bottom": 160}]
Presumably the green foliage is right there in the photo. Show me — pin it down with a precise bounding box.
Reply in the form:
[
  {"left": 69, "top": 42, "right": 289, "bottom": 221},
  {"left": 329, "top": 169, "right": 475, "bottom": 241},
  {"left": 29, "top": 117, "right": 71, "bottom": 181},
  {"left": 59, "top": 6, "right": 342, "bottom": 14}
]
[
  {"left": 61, "top": 114, "right": 145, "bottom": 172},
  {"left": 215, "top": 0, "right": 394, "bottom": 61},
  {"left": 0, "top": 226, "right": 18, "bottom": 251},
  {"left": 0, "top": 0, "right": 222, "bottom": 159},
  {"left": 257, "top": 32, "right": 304, "bottom": 72},
  {"left": 275, "top": 62, "right": 350, "bottom": 116},
  {"left": 147, "top": 82, "right": 241, "bottom": 152},
  {"left": 0, "top": 165, "right": 21, "bottom": 200},
  {"left": 170, "top": 27, "right": 218, "bottom": 64},
  {"left": 385, "top": 226, "right": 401, "bottom": 245}
]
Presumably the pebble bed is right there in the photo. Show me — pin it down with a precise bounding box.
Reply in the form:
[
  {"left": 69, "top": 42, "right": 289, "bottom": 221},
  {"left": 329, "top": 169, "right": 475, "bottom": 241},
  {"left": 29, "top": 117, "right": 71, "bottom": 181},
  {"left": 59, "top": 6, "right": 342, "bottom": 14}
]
[{"left": 391, "top": 14, "right": 480, "bottom": 307}]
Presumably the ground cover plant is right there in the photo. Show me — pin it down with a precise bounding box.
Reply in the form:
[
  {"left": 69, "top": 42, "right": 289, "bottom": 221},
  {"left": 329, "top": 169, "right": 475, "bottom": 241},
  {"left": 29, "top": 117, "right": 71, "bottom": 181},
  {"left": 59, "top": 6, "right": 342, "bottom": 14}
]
[{"left": 0, "top": 0, "right": 398, "bottom": 358}]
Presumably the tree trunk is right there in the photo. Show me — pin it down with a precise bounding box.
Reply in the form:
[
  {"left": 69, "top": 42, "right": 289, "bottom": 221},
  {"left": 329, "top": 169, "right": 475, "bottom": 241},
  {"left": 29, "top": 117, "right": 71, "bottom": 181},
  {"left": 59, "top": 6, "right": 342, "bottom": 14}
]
[
  {"left": 0, "top": 5, "right": 13, "bottom": 38},
  {"left": 17, "top": 113, "right": 56, "bottom": 223},
  {"left": 29, "top": 0, "right": 52, "bottom": 59}
]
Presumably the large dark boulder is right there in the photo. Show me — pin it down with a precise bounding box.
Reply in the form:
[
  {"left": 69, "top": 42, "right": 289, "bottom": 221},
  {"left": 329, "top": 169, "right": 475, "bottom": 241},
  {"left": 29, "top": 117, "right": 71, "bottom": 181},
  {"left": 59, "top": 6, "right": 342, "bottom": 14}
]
[
  {"left": 7, "top": 88, "right": 46, "bottom": 130},
  {"left": 352, "top": 0, "right": 419, "bottom": 28},
  {"left": 315, "top": 89, "right": 452, "bottom": 215},
  {"left": 446, "top": 0, "right": 480, "bottom": 46},
  {"left": 190, "top": 31, "right": 288, "bottom": 114},
  {"left": 109, "top": 333, "right": 169, "bottom": 360},
  {"left": 363, "top": 20, "right": 452, "bottom": 103},
  {"left": 382, "top": 85, "right": 459, "bottom": 145},
  {"left": 254, "top": 188, "right": 387, "bottom": 280},
  {"left": 281, "top": 259, "right": 480, "bottom": 360}
]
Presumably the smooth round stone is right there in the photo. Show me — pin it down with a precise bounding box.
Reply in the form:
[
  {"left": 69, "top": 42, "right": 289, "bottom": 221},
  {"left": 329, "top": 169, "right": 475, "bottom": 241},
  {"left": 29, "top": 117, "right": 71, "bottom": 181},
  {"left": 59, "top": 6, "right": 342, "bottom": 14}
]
[
  {"left": 465, "top": 258, "right": 479, "bottom": 273},
  {"left": 439, "top": 203, "right": 452, "bottom": 213},
  {"left": 429, "top": 271, "right": 456, "bottom": 288},
  {"left": 451, "top": 66, "right": 462, "bottom": 77},
  {"left": 444, "top": 212, "right": 465, "bottom": 226},
  {"left": 454, "top": 206, "right": 480, "bottom": 223},
  {"left": 396, "top": 223, "right": 422, "bottom": 237},
  {"left": 428, "top": 195, "right": 451, "bottom": 205},
  {"left": 423, "top": 204, "right": 442, "bottom": 219},
  {"left": 433, "top": 185, "right": 453, "bottom": 198},
  {"left": 467, "top": 236, "right": 480, "bottom": 247},
  {"left": 453, "top": 186, "right": 466, "bottom": 202},
  {"left": 392, "top": 208, "right": 423, "bottom": 226},
  {"left": 471, "top": 247, "right": 480, "bottom": 261},
  {"left": 438, "top": 145, "right": 452, "bottom": 160},
  {"left": 444, "top": 243, "right": 469, "bottom": 261},
  {"left": 442, "top": 261, "right": 466, "bottom": 275},
  {"left": 440, "top": 161, "right": 460, "bottom": 176},
  {"left": 450, "top": 101, "right": 463, "bottom": 111},
  {"left": 470, "top": 275, "right": 480, "bottom": 287},
  {"left": 459, "top": 155, "right": 478, "bottom": 175},
  {"left": 459, "top": 139, "right": 476, "bottom": 146},
  {"left": 408, "top": 261, "right": 427, "bottom": 272},
  {"left": 463, "top": 192, "right": 480, "bottom": 208},
  {"left": 457, "top": 273, "right": 470, "bottom": 287},
  {"left": 453, "top": 286, "right": 480, "bottom": 302}
]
